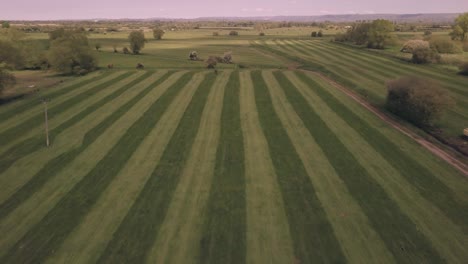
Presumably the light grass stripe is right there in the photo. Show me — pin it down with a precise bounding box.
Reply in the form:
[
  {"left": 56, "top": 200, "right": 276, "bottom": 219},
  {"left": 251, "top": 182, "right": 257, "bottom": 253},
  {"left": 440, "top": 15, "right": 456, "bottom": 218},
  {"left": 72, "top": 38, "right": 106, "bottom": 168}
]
[
  {"left": 44, "top": 71, "right": 203, "bottom": 264},
  {"left": 264, "top": 70, "right": 394, "bottom": 264},
  {"left": 290, "top": 72, "right": 467, "bottom": 263},
  {"left": 0, "top": 71, "right": 148, "bottom": 205},
  {"left": 147, "top": 71, "right": 231, "bottom": 263},
  {"left": 239, "top": 71, "right": 295, "bottom": 264},
  {"left": 0, "top": 71, "right": 187, "bottom": 260},
  {"left": 0, "top": 71, "right": 126, "bottom": 135},
  {"left": 302, "top": 71, "right": 468, "bottom": 203},
  {"left": 198, "top": 71, "right": 246, "bottom": 264}
]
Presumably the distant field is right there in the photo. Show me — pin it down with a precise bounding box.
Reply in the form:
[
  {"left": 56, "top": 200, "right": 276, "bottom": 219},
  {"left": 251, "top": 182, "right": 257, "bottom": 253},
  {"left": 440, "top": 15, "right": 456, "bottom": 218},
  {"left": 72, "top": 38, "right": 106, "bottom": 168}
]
[
  {"left": 255, "top": 39, "right": 468, "bottom": 137},
  {"left": 0, "top": 69, "right": 466, "bottom": 263}
]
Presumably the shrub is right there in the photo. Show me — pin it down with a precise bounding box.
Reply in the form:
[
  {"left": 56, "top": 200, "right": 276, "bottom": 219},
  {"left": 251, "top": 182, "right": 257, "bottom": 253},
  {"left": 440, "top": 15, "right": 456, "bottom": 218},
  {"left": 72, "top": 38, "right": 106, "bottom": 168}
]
[
  {"left": 223, "top": 51, "right": 233, "bottom": 63},
  {"left": 429, "top": 38, "right": 463, "bottom": 54},
  {"left": 206, "top": 56, "right": 217, "bottom": 68},
  {"left": 152, "top": 28, "right": 165, "bottom": 40},
  {"left": 401, "top": 40, "right": 430, "bottom": 53},
  {"left": 229, "top": 31, "right": 239, "bottom": 36},
  {"left": 411, "top": 46, "right": 440, "bottom": 64},
  {"left": 385, "top": 76, "right": 453, "bottom": 126},
  {"left": 213, "top": 32, "right": 219, "bottom": 36},
  {"left": 311, "top": 31, "right": 317, "bottom": 37},
  {"left": 317, "top": 30, "right": 323, "bottom": 37},
  {"left": 424, "top": 30, "right": 432, "bottom": 36},
  {"left": 259, "top": 32, "right": 265, "bottom": 36},
  {"left": 463, "top": 41, "right": 468, "bottom": 52},
  {"left": 123, "top": 47, "right": 130, "bottom": 54},
  {"left": 0, "top": 68, "right": 15, "bottom": 94},
  {"left": 459, "top": 62, "right": 468, "bottom": 75}
]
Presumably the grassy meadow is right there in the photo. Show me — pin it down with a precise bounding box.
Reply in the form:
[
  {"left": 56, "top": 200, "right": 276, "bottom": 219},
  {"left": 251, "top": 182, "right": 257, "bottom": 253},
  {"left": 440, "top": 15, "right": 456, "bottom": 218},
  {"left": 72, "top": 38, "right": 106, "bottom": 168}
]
[{"left": 0, "top": 27, "right": 467, "bottom": 263}]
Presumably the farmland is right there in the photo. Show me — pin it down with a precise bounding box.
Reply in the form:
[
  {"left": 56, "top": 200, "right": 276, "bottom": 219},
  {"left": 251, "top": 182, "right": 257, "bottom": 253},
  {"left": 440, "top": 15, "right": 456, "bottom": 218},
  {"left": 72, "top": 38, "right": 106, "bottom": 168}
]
[
  {"left": 0, "top": 26, "right": 468, "bottom": 263},
  {"left": 0, "top": 64, "right": 467, "bottom": 263}
]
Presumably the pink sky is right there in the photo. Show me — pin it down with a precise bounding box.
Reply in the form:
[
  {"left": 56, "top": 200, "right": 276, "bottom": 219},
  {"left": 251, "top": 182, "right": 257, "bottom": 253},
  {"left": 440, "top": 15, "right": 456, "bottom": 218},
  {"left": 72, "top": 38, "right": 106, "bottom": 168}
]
[{"left": 1, "top": 0, "right": 467, "bottom": 20}]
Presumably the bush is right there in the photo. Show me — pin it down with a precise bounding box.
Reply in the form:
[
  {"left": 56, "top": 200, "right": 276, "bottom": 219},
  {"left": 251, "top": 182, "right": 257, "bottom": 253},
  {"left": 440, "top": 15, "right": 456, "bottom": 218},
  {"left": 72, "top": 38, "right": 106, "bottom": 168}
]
[
  {"left": 0, "top": 68, "right": 15, "bottom": 94},
  {"left": 424, "top": 30, "right": 432, "bottom": 36},
  {"left": 229, "top": 31, "right": 239, "bottom": 36},
  {"left": 206, "top": 56, "right": 217, "bottom": 68},
  {"left": 401, "top": 40, "right": 430, "bottom": 53},
  {"left": 317, "top": 30, "right": 323, "bottom": 37},
  {"left": 411, "top": 46, "right": 440, "bottom": 64},
  {"left": 213, "top": 32, "right": 219, "bottom": 36},
  {"left": 429, "top": 38, "right": 463, "bottom": 54},
  {"left": 385, "top": 76, "right": 453, "bottom": 126},
  {"left": 153, "top": 28, "right": 165, "bottom": 40},
  {"left": 259, "top": 32, "right": 265, "bottom": 36},
  {"left": 311, "top": 31, "right": 317, "bottom": 37},
  {"left": 459, "top": 62, "right": 468, "bottom": 75},
  {"left": 463, "top": 42, "right": 468, "bottom": 52},
  {"left": 123, "top": 47, "right": 130, "bottom": 54}
]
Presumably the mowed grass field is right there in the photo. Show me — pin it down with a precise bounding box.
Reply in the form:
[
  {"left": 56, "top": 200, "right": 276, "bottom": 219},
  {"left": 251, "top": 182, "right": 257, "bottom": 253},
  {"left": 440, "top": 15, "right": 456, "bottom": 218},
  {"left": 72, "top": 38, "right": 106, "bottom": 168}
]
[
  {"left": 0, "top": 67, "right": 467, "bottom": 263},
  {"left": 255, "top": 39, "right": 468, "bottom": 137}
]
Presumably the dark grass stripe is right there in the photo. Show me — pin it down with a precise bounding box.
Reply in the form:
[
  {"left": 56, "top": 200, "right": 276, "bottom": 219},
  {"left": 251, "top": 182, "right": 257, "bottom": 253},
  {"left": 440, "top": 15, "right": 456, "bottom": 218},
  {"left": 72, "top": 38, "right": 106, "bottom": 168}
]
[
  {"left": 0, "top": 72, "right": 134, "bottom": 148},
  {"left": 97, "top": 73, "right": 217, "bottom": 263},
  {"left": 0, "top": 71, "right": 174, "bottom": 220},
  {"left": 275, "top": 71, "right": 444, "bottom": 263},
  {"left": 251, "top": 70, "right": 346, "bottom": 263},
  {"left": 295, "top": 71, "right": 468, "bottom": 232},
  {"left": 0, "top": 72, "right": 193, "bottom": 264},
  {"left": 0, "top": 72, "right": 112, "bottom": 122},
  {"left": 199, "top": 72, "right": 246, "bottom": 264},
  {"left": 0, "top": 72, "right": 146, "bottom": 176}
]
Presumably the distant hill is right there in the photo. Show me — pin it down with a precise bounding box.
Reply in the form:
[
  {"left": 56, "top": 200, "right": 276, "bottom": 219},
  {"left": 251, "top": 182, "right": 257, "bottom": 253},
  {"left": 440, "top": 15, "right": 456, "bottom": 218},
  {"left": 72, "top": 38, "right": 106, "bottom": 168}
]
[{"left": 193, "top": 13, "right": 459, "bottom": 23}]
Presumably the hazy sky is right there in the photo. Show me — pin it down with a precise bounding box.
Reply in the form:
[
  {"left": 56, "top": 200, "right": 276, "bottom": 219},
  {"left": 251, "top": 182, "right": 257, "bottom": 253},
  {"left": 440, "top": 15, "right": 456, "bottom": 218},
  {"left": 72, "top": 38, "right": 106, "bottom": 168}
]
[{"left": 1, "top": 0, "right": 467, "bottom": 20}]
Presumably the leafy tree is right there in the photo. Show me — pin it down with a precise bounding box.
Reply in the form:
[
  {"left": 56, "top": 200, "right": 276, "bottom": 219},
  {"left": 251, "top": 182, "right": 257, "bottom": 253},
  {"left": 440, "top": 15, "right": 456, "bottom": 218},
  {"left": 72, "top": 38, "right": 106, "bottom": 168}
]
[
  {"left": 123, "top": 47, "right": 130, "bottom": 54},
  {"left": 311, "top": 31, "right": 317, "bottom": 37},
  {"left": 450, "top": 13, "right": 468, "bottom": 41},
  {"left": 401, "top": 40, "right": 430, "bottom": 53},
  {"left": 367, "top": 19, "right": 394, "bottom": 49},
  {"left": 317, "top": 30, "right": 323, "bottom": 37},
  {"left": 429, "top": 38, "right": 462, "bottom": 54},
  {"left": 128, "top": 30, "right": 146, "bottom": 54},
  {"left": 223, "top": 51, "right": 233, "bottom": 63},
  {"left": 259, "top": 32, "right": 265, "bottom": 36},
  {"left": 0, "top": 67, "right": 15, "bottom": 94},
  {"left": 152, "top": 28, "right": 165, "bottom": 40},
  {"left": 229, "top": 31, "right": 239, "bottom": 36},
  {"left": 48, "top": 30, "right": 97, "bottom": 75},
  {"left": 206, "top": 56, "right": 217, "bottom": 68},
  {"left": 95, "top": 43, "right": 102, "bottom": 51},
  {"left": 385, "top": 76, "right": 453, "bottom": 126}
]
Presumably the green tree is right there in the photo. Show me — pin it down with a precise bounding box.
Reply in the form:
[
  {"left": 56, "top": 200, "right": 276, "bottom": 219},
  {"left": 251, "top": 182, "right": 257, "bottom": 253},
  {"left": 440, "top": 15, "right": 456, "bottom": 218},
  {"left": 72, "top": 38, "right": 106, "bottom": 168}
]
[
  {"left": 450, "top": 13, "right": 468, "bottom": 41},
  {"left": 367, "top": 19, "right": 394, "bottom": 49},
  {"left": 385, "top": 76, "right": 453, "bottom": 127},
  {"left": 128, "top": 30, "right": 146, "bottom": 54},
  {"left": 48, "top": 30, "right": 97, "bottom": 75},
  {"left": 311, "top": 31, "right": 317, "bottom": 37},
  {"left": 317, "top": 30, "right": 323, "bottom": 37},
  {"left": 152, "top": 28, "right": 165, "bottom": 40}
]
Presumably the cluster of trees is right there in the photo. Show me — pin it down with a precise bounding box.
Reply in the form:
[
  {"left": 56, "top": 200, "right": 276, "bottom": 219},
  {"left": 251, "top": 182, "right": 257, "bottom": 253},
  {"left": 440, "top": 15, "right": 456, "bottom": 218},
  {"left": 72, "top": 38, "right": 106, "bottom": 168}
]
[
  {"left": 335, "top": 19, "right": 395, "bottom": 49},
  {"left": 206, "top": 52, "right": 233, "bottom": 68},
  {"left": 385, "top": 76, "right": 453, "bottom": 127},
  {"left": 0, "top": 67, "right": 16, "bottom": 94}
]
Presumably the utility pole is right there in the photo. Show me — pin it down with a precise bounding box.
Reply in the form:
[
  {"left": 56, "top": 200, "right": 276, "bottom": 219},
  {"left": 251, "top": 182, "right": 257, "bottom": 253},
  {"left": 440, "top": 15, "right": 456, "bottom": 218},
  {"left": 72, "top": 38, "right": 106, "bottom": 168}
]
[{"left": 42, "top": 98, "right": 50, "bottom": 147}]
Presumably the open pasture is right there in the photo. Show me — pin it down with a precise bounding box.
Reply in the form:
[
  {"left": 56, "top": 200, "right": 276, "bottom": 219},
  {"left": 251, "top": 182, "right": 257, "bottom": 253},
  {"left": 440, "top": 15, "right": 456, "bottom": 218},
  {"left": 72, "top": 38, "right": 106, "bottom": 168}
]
[{"left": 0, "top": 67, "right": 466, "bottom": 263}]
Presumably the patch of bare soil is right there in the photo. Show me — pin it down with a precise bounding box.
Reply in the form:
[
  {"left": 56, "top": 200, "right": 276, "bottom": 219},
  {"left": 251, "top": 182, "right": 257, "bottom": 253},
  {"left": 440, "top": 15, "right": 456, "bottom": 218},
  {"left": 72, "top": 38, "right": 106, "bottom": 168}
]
[{"left": 305, "top": 70, "right": 468, "bottom": 177}]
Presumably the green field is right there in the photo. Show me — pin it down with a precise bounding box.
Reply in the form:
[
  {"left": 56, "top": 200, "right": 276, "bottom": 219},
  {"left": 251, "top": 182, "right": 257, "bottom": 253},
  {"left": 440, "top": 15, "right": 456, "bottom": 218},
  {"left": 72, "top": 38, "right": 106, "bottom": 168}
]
[
  {"left": 1, "top": 27, "right": 468, "bottom": 263},
  {"left": 255, "top": 39, "right": 468, "bottom": 137},
  {"left": 0, "top": 65, "right": 467, "bottom": 263}
]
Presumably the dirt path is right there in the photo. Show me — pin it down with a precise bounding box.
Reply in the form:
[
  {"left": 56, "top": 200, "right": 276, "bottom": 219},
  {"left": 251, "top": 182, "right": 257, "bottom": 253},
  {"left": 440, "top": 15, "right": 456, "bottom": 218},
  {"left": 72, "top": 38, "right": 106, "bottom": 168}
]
[{"left": 304, "top": 70, "right": 468, "bottom": 177}]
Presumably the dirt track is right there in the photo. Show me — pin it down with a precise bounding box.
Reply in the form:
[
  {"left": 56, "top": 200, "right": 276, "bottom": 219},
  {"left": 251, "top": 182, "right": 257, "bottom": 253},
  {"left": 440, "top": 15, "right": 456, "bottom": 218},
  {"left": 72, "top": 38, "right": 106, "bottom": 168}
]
[{"left": 306, "top": 70, "right": 468, "bottom": 177}]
